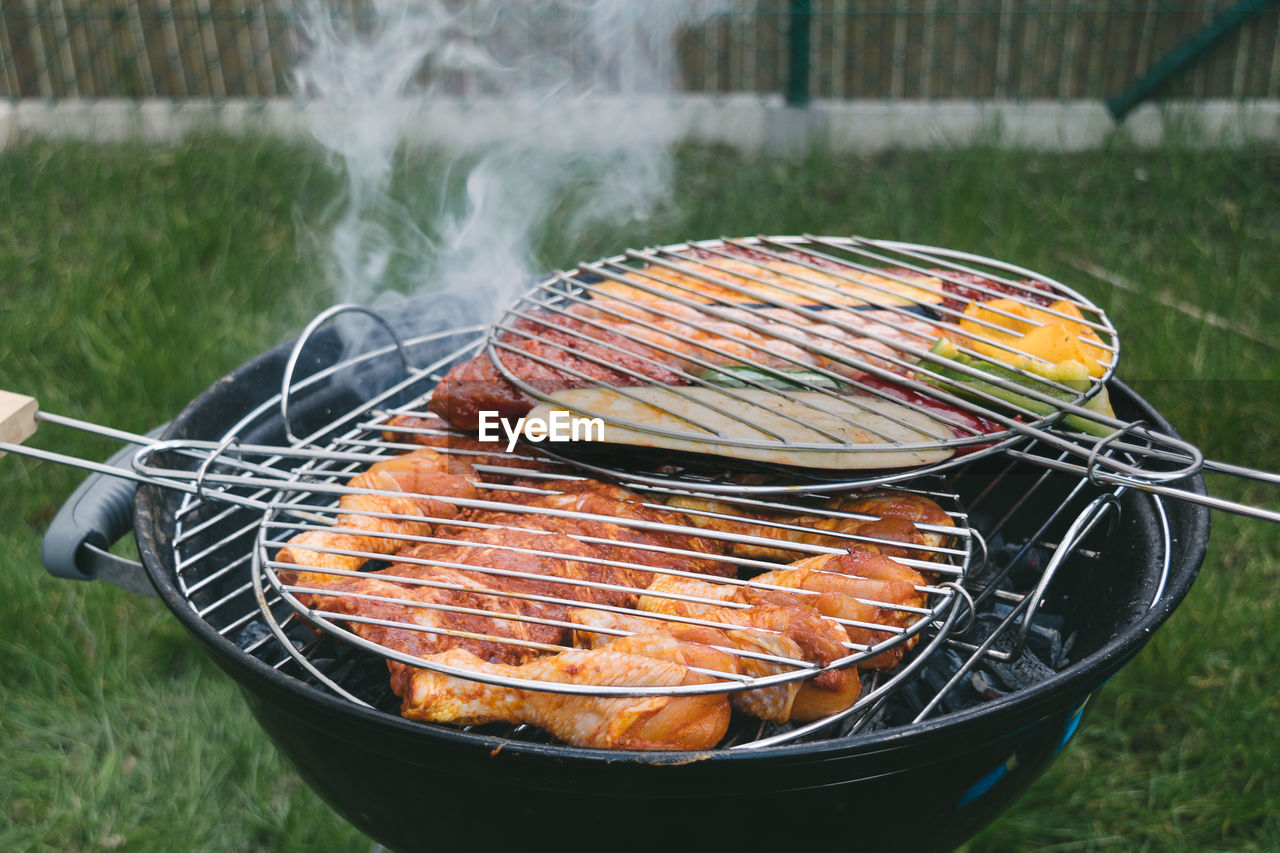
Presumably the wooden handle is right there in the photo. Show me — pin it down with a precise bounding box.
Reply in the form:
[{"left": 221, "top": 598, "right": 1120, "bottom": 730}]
[{"left": 0, "top": 391, "right": 38, "bottom": 454}]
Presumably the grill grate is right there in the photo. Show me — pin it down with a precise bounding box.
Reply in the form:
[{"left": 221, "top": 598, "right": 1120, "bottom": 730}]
[
  {"left": 144, "top": 321, "right": 1161, "bottom": 750},
  {"left": 249, "top": 408, "right": 970, "bottom": 689},
  {"left": 160, "top": 377, "right": 1165, "bottom": 749},
  {"left": 466, "top": 235, "right": 1227, "bottom": 505},
  {"left": 487, "top": 235, "right": 1119, "bottom": 470},
  {"left": 4, "top": 235, "right": 1234, "bottom": 750}
]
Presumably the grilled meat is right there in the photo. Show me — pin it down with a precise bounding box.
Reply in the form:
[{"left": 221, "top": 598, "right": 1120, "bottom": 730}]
[
  {"left": 273, "top": 434, "right": 944, "bottom": 746},
  {"left": 830, "top": 491, "right": 956, "bottom": 547},
  {"left": 299, "top": 565, "right": 558, "bottom": 667},
  {"left": 636, "top": 575, "right": 862, "bottom": 721},
  {"left": 591, "top": 249, "right": 945, "bottom": 308},
  {"left": 567, "top": 296, "right": 943, "bottom": 379},
  {"left": 397, "top": 646, "right": 732, "bottom": 750},
  {"left": 427, "top": 311, "right": 686, "bottom": 431},
  {"left": 666, "top": 490, "right": 954, "bottom": 563},
  {"left": 425, "top": 247, "right": 959, "bottom": 436},
  {"left": 275, "top": 448, "right": 479, "bottom": 588},
  {"left": 747, "top": 556, "right": 927, "bottom": 670},
  {"left": 448, "top": 482, "right": 733, "bottom": 578},
  {"left": 792, "top": 549, "right": 932, "bottom": 586},
  {"left": 299, "top": 527, "right": 652, "bottom": 667},
  {"left": 601, "top": 629, "right": 743, "bottom": 680},
  {"left": 396, "top": 525, "right": 655, "bottom": 607},
  {"left": 569, "top": 609, "right": 803, "bottom": 724},
  {"left": 427, "top": 304, "right": 943, "bottom": 435}
]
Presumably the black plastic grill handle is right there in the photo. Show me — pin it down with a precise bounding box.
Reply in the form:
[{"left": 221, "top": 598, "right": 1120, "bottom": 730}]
[{"left": 41, "top": 433, "right": 163, "bottom": 596}]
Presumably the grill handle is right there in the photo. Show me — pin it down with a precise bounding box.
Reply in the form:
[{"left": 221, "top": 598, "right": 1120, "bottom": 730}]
[{"left": 40, "top": 432, "right": 163, "bottom": 597}]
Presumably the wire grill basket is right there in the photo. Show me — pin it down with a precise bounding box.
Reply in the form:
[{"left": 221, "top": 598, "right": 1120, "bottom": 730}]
[{"left": 487, "top": 235, "right": 1118, "bottom": 472}]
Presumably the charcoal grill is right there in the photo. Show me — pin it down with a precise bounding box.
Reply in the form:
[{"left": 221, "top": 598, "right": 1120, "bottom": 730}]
[{"left": 0, "top": 236, "right": 1250, "bottom": 850}]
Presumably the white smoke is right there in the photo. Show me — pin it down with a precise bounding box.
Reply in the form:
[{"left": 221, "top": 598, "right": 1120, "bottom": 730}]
[{"left": 290, "top": 0, "right": 730, "bottom": 330}]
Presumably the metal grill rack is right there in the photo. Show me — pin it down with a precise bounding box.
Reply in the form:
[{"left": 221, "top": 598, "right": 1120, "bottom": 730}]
[
  {"left": 152, "top": 385, "right": 1167, "bottom": 750},
  {"left": 254, "top": 427, "right": 965, "bottom": 673},
  {"left": 0, "top": 309, "right": 1192, "bottom": 752},
  {"left": 5, "top": 233, "right": 1262, "bottom": 750},
  {"left": 489, "top": 235, "right": 1123, "bottom": 472},
  {"left": 114, "top": 320, "right": 1161, "bottom": 750}
]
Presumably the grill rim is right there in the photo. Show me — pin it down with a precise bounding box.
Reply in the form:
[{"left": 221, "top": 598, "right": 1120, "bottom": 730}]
[{"left": 130, "top": 316, "right": 1209, "bottom": 765}]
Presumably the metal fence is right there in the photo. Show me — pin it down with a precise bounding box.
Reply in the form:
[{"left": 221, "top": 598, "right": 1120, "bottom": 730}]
[{"left": 2, "top": 2, "right": 1278, "bottom": 112}]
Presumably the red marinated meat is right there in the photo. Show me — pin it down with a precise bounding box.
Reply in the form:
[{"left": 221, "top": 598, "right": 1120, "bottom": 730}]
[
  {"left": 856, "top": 375, "right": 1003, "bottom": 453},
  {"left": 428, "top": 310, "right": 686, "bottom": 431},
  {"left": 936, "top": 270, "right": 1057, "bottom": 314}
]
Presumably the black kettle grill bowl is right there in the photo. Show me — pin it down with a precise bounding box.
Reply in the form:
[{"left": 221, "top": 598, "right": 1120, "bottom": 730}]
[{"left": 128, "top": 321, "right": 1208, "bottom": 852}]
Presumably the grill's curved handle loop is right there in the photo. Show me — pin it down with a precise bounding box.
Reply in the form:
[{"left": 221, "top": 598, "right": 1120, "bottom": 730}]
[
  {"left": 937, "top": 580, "right": 977, "bottom": 636},
  {"left": 1082, "top": 420, "right": 1204, "bottom": 484},
  {"left": 40, "top": 429, "right": 169, "bottom": 596},
  {"left": 280, "top": 304, "right": 413, "bottom": 444},
  {"left": 1005, "top": 492, "right": 1121, "bottom": 661}
]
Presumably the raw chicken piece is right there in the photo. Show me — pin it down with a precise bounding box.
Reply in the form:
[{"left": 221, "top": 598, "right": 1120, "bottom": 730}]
[
  {"left": 399, "top": 646, "right": 731, "bottom": 751},
  {"left": 275, "top": 449, "right": 479, "bottom": 587}
]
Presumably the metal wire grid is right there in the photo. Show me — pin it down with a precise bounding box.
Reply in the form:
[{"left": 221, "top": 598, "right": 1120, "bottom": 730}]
[
  {"left": 488, "top": 234, "right": 1124, "bottom": 473},
  {"left": 140, "top": 315, "right": 1160, "bottom": 750},
  {"left": 2, "top": 2, "right": 1277, "bottom": 102},
  {"left": 259, "top": 439, "right": 963, "bottom": 668},
  {"left": 165, "top": 394, "right": 1162, "bottom": 747},
  {"left": 146, "top": 321, "right": 971, "bottom": 724},
  {"left": 145, "top": 328, "right": 973, "bottom": 685}
]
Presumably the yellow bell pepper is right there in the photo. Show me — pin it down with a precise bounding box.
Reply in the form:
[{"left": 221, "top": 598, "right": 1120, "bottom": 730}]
[{"left": 958, "top": 298, "right": 1110, "bottom": 378}]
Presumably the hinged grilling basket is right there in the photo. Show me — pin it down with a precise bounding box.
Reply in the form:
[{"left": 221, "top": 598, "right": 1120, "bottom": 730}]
[
  {"left": 453, "top": 234, "right": 1278, "bottom": 520},
  {"left": 490, "top": 234, "right": 1122, "bottom": 466},
  {"left": 5, "top": 321, "right": 976, "bottom": 747},
  {"left": 248, "top": 425, "right": 973, "bottom": 746}
]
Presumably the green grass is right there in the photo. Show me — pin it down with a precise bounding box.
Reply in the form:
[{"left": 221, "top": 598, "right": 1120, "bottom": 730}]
[{"left": 1, "top": 134, "right": 1278, "bottom": 851}]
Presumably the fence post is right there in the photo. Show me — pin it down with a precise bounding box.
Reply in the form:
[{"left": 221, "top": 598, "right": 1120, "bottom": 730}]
[
  {"left": 1105, "top": 0, "right": 1275, "bottom": 121},
  {"left": 786, "top": 0, "right": 812, "bottom": 106}
]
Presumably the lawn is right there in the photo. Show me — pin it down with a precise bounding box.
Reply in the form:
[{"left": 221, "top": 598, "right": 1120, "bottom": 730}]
[{"left": 1, "top": 132, "right": 1278, "bottom": 851}]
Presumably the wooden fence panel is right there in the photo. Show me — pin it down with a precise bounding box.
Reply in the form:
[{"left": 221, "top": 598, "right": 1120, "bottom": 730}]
[{"left": 0, "top": 1, "right": 1276, "bottom": 101}]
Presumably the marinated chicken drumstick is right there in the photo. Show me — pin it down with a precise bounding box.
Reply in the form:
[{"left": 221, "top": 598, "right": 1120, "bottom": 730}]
[
  {"left": 666, "top": 490, "right": 955, "bottom": 563},
  {"left": 747, "top": 555, "right": 927, "bottom": 670},
  {"left": 438, "top": 481, "right": 733, "bottom": 578},
  {"left": 569, "top": 609, "right": 803, "bottom": 724},
  {"left": 636, "top": 575, "right": 862, "bottom": 720},
  {"left": 398, "top": 645, "right": 732, "bottom": 750},
  {"left": 298, "top": 527, "right": 655, "bottom": 668},
  {"left": 275, "top": 448, "right": 479, "bottom": 587}
]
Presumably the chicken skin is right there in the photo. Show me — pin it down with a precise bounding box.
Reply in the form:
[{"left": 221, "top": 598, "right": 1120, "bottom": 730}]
[
  {"left": 275, "top": 448, "right": 479, "bottom": 587},
  {"left": 747, "top": 554, "right": 927, "bottom": 670},
  {"left": 636, "top": 575, "right": 862, "bottom": 721},
  {"left": 301, "top": 527, "right": 654, "bottom": 668},
  {"left": 442, "top": 483, "right": 733, "bottom": 578},
  {"left": 398, "top": 645, "right": 731, "bottom": 750},
  {"left": 666, "top": 490, "right": 954, "bottom": 563},
  {"left": 569, "top": 609, "right": 803, "bottom": 724}
]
